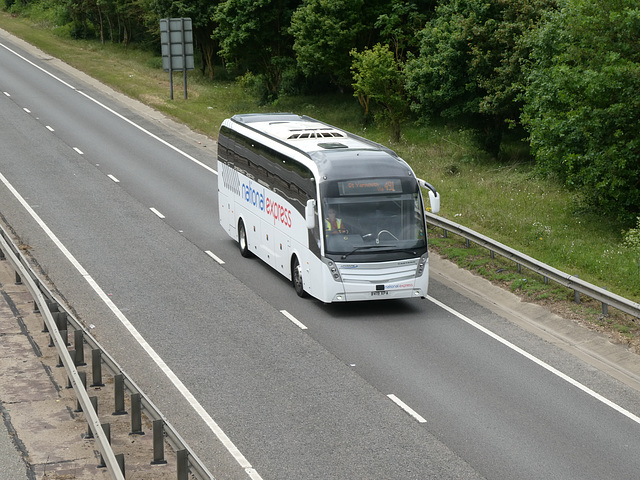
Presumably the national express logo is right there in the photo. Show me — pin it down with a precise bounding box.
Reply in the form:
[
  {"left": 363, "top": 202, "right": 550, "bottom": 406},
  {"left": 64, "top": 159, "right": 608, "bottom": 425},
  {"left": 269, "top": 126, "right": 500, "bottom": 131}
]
[{"left": 241, "top": 181, "right": 292, "bottom": 228}]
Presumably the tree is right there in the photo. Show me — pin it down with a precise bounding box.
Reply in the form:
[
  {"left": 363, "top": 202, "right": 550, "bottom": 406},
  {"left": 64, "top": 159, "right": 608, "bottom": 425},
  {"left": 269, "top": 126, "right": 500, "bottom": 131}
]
[
  {"left": 52, "top": 0, "right": 150, "bottom": 45},
  {"left": 521, "top": 0, "right": 640, "bottom": 222},
  {"left": 374, "top": 0, "right": 434, "bottom": 63},
  {"left": 289, "top": 0, "right": 389, "bottom": 91},
  {"left": 405, "top": 0, "right": 556, "bottom": 155},
  {"left": 213, "top": 0, "right": 299, "bottom": 101},
  {"left": 351, "top": 43, "right": 408, "bottom": 142}
]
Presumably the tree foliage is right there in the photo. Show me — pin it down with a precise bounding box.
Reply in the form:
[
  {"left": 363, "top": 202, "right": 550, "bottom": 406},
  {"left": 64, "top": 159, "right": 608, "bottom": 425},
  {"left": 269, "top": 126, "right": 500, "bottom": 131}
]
[
  {"left": 351, "top": 43, "right": 408, "bottom": 142},
  {"left": 374, "top": 0, "right": 434, "bottom": 62},
  {"left": 58, "top": 0, "right": 150, "bottom": 45},
  {"left": 212, "top": 0, "right": 298, "bottom": 101},
  {"left": 290, "top": 0, "right": 368, "bottom": 89},
  {"left": 522, "top": 0, "right": 640, "bottom": 222},
  {"left": 405, "top": 0, "right": 556, "bottom": 155}
]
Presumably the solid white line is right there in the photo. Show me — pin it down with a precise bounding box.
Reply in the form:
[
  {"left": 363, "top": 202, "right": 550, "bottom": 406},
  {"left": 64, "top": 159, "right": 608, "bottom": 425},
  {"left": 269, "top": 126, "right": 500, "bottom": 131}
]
[
  {"left": 280, "top": 310, "right": 308, "bottom": 330},
  {"left": 0, "top": 41, "right": 218, "bottom": 177},
  {"left": 0, "top": 171, "right": 261, "bottom": 478},
  {"left": 0, "top": 42, "right": 77, "bottom": 89},
  {"left": 107, "top": 174, "right": 120, "bottom": 183},
  {"left": 73, "top": 147, "right": 83, "bottom": 155},
  {"left": 149, "top": 207, "right": 165, "bottom": 219},
  {"left": 205, "top": 250, "right": 225, "bottom": 265},
  {"left": 427, "top": 295, "right": 640, "bottom": 425},
  {"left": 387, "top": 394, "right": 427, "bottom": 423},
  {"left": 77, "top": 90, "right": 219, "bottom": 176}
]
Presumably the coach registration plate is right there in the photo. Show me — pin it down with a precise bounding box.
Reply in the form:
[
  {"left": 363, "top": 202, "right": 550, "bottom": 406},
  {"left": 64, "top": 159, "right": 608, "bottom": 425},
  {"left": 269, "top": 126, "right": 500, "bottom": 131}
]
[{"left": 371, "top": 291, "right": 388, "bottom": 296}]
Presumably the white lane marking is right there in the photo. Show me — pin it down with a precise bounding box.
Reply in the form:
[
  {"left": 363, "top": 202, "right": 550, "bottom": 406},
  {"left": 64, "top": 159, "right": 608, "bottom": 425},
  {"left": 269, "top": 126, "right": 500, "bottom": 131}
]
[
  {"left": 3, "top": 91, "right": 9, "bottom": 96},
  {"left": 0, "top": 171, "right": 261, "bottom": 479},
  {"left": 0, "top": 41, "right": 218, "bottom": 176},
  {"left": 427, "top": 295, "right": 640, "bottom": 425},
  {"left": 387, "top": 394, "right": 427, "bottom": 423},
  {"left": 0, "top": 42, "right": 77, "bottom": 89},
  {"left": 77, "top": 89, "right": 219, "bottom": 176},
  {"left": 23, "top": 107, "right": 30, "bottom": 113},
  {"left": 73, "top": 147, "right": 83, "bottom": 155},
  {"left": 107, "top": 174, "right": 120, "bottom": 183},
  {"left": 280, "top": 310, "right": 307, "bottom": 330},
  {"left": 205, "top": 250, "right": 225, "bottom": 265},
  {"left": 149, "top": 207, "right": 165, "bottom": 219},
  {"left": 46, "top": 125, "right": 54, "bottom": 132}
]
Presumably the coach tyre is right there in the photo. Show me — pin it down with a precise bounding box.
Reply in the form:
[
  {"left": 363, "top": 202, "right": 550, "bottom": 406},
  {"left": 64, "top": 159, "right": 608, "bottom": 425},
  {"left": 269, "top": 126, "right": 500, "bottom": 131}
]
[
  {"left": 292, "top": 256, "right": 306, "bottom": 297},
  {"left": 238, "top": 219, "right": 251, "bottom": 258}
]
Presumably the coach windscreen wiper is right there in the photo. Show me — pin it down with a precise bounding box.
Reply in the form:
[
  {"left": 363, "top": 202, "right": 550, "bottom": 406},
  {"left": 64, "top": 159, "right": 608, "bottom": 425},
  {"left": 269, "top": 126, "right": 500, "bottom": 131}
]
[{"left": 340, "top": 245, "right": 394, "bottom": 260}]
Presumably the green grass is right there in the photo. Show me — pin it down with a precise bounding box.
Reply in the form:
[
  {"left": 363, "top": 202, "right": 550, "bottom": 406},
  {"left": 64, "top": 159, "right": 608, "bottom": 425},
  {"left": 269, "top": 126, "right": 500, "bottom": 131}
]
[{"left": 1, "top": 9, "right": 638, "bottom": 308}]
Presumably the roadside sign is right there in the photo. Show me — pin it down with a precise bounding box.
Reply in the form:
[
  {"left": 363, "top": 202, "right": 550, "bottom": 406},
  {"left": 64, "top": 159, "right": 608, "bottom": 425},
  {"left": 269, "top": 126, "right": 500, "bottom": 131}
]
[{"left": 160, "top": 18, "right": 194, "bottom": 99}]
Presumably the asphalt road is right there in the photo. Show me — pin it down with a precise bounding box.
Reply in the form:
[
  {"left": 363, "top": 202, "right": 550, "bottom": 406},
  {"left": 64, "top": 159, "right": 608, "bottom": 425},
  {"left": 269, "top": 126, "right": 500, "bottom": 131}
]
[
  {"left": 2, "top": 28, "right": 640, "bottom": 480},
  {"left": 0, "top": 407, "right": 25, "bottom": 480}
]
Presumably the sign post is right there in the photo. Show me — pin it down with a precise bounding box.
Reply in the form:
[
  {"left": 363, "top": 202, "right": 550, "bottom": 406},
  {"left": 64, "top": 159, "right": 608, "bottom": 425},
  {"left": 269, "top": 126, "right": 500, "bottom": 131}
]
[{"left": 160, "top": 18, "right": 194, "bottom": 99}]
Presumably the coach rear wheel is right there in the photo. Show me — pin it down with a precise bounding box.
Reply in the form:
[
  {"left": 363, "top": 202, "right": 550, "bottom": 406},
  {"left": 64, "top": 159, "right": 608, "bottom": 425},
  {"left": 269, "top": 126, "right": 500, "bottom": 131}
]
[
  {"left": 238, "top": 219, "right": 251, "bottom": 258},
  {"left": 292, "top": 256, "right": 306, "bottom": 297}
]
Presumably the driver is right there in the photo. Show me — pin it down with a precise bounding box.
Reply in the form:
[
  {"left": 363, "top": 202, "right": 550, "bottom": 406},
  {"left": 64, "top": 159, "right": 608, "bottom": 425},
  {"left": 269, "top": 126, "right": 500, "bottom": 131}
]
[{"left": 325, "top": 208, "right": 348, "bottom": 234}]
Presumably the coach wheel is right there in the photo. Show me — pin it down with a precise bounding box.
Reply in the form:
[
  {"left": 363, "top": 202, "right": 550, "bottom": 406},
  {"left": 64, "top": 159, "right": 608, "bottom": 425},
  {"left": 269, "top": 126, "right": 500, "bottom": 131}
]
[
  {"left": 238, "top": 220, "right": 251, "bottom": 258},
  {"left": 292, "top": 256, "right": 306, "bottom": 297}
]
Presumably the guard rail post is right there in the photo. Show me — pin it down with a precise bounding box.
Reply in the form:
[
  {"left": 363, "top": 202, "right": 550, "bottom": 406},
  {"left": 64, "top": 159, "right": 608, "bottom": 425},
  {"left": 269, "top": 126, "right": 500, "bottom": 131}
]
[
  {"left": 116, "top": 453, "right": 125, "bottom": 477},
  {"left": 98, "top": 423, "right": 111, "bottom": 468},
  {"left": 177, "top": 449, "right": 189, "bottom": 480},
  {"left": 130, "top": 393, "right": 144, "bottom": 435},
  {"left": 151, "top": 419, "right": 168, "bottom": 465},
  {"left": 56, "top": 311, "right": 68, "bottom": 335},
  {"left": 59, "top": 327, "right": 68, "bottom": 350},
  {"left": 86, "top": 396, "right": 98, "bottom": 439},
  {"left": 75, "top": 372, "right": 87, "bottom": 412},
  {"left": 113, "top": 374, "right": 127, "bottom": 415},
  {"left": 91, "top": 349, "right": 105, "bottom": 387},
  {"left": 74, "top": 329, "right": 85, "bottom": 366}
]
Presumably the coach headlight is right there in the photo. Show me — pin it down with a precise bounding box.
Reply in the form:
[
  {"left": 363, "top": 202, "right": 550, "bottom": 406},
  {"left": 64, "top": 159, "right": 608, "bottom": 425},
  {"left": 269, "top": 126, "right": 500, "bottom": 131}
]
[
  {"left": 416, "top": 254, "right": 428, "bottom": 277},
  {"left": 324, "top": 259, "right": 343, "bottom": 282}
]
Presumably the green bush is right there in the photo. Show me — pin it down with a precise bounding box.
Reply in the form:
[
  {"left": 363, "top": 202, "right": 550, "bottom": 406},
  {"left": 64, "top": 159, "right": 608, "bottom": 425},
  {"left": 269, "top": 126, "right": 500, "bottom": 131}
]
[{"left": 522, "top": 0, "right": 640, "bottom": 224}]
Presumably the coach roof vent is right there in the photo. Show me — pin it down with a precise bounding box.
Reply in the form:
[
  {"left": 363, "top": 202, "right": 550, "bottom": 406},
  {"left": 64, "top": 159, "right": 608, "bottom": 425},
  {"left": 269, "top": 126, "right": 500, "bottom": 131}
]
[
  {"left": 267, "top": 121, "right": 346, "bottom": 141},
  {"left": 318, "top": 142, "right": 348, "bottom": 149},
  {"left": 287, "top": 131, "right": 346, "bottom": 140}
]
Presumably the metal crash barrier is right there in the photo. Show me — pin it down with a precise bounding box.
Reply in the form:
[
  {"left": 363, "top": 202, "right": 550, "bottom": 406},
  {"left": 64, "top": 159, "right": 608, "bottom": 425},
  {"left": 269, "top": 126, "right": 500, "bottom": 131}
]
[
  {"left": 425, "top": 212, "right": 640, "bottom": 319},
  {"left": 0, "top": 223, "right": 213, "bottom": 480}
]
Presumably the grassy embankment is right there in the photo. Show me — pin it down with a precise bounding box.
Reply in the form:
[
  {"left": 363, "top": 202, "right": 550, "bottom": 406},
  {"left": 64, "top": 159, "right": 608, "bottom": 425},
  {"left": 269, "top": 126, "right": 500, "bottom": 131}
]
[{"left": 1, "top": 10, "right": 638, "bottom": 341}]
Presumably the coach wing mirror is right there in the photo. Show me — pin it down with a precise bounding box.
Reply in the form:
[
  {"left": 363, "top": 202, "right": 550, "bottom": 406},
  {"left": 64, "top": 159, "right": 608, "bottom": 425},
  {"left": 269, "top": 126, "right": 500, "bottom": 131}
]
[
  {"left": 428, "top": 190, "right": 440, "bottom": 214},
  {"left": 305, "top": 199, "right": 316, "bottom": 230},
  {"left": 418, "top": 179, "right": 441, "bottom": 214}
]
